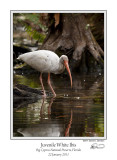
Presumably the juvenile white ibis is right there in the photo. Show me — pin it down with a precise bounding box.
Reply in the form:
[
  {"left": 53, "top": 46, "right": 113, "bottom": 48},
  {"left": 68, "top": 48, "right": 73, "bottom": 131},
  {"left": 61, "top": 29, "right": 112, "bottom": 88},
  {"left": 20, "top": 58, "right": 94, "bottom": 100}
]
[{"left": 17, "top": 50, "right": 72, "bottom": 97}]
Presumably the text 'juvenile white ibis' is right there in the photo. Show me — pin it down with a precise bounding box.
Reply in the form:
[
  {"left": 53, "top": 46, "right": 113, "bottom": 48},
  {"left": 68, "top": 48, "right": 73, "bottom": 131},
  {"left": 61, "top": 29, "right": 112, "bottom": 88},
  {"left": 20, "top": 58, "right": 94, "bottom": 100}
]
[{"left": 17, "top": 50, "right": 72, "bottom": 97}]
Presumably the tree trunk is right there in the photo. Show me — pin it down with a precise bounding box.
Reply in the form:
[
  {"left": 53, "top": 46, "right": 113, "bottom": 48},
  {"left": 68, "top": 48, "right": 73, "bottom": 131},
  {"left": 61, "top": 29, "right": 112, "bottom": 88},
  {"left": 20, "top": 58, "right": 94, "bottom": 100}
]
[{"left": 41, "top": 13, "right": 104, "bottom": 72}]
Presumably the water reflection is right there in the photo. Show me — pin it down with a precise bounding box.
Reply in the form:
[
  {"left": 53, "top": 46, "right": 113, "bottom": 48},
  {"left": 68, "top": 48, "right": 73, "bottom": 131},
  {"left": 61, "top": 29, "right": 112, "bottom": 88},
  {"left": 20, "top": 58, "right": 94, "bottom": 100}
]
[{"left": 13, "top": 73, "right": 104, "bottom": 137}]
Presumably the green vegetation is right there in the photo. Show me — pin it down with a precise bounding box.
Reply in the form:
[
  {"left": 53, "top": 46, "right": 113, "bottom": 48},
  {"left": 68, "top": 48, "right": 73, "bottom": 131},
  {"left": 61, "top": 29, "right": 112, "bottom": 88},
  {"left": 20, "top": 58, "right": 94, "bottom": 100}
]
[
  {"left": 24, "top": 24, "right": 46, "bottom": 42},
  {"left": 13, "top": 13, "right": 47, "bottom": 43}
]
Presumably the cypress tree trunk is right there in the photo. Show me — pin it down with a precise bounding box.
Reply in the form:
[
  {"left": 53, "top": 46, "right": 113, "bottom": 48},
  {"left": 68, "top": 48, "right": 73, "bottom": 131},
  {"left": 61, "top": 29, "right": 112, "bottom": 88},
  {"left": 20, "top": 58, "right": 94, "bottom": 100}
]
[{"left": 41, "top": 13, "right": 104, "bottom": 72}]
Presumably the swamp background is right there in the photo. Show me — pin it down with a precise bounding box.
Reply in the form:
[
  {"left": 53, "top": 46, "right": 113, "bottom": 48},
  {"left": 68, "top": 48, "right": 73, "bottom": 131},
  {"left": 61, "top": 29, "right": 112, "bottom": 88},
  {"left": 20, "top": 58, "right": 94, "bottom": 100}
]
[{"left": 13, "top": 12, "right": 104, "bottom": 137}]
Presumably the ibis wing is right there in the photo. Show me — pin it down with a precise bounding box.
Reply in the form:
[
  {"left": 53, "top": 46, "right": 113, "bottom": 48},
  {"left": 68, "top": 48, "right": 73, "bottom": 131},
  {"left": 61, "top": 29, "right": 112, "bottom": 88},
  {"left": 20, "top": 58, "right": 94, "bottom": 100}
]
[{"left": 18, "top": 50, "right": 59, "bottom": 73}]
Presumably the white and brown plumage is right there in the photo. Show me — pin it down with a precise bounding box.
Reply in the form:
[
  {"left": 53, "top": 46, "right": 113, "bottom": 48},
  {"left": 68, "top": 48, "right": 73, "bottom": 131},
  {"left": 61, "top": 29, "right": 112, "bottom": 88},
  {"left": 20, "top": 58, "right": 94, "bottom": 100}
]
[{"left": 17, "top": 50, "right": 72, "bottom": 97}]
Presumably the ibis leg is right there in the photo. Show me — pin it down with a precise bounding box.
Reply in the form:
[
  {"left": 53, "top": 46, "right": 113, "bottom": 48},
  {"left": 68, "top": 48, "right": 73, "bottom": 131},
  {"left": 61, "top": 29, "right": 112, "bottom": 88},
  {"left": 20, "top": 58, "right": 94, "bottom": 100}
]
[
  {"left": 47, "top": 73, "right": 56, "bottom": 97},
  {"left": 39, "top": 73, "right": 46, "bottom": 98}
]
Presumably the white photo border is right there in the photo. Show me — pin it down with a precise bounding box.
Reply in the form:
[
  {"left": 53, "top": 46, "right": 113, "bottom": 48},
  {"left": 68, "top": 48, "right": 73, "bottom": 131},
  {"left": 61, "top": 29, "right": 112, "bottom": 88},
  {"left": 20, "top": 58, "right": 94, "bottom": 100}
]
[{"left": 10, "top": 10, "right": 107, "bottom": 140}]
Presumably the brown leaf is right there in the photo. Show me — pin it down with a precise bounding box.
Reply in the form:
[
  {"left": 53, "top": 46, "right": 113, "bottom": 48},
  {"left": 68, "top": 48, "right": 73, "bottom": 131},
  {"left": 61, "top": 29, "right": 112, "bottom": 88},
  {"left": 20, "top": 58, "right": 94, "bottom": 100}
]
[
  {"left": 16, "top": 110, "right": 24, "bottom": 112},
  {"left": 75, "top": 106, "right": 83, "bottom": 108},
  {"left": 54, "top": 13, "right": 60, "bottom": 27}
]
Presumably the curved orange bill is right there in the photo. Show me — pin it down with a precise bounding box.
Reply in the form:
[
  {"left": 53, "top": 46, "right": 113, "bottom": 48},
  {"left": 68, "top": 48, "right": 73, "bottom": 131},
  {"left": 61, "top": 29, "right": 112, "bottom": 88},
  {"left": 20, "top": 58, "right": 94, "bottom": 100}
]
[{"left": 64, "top": 60, "right": 72, "bottom": 88}]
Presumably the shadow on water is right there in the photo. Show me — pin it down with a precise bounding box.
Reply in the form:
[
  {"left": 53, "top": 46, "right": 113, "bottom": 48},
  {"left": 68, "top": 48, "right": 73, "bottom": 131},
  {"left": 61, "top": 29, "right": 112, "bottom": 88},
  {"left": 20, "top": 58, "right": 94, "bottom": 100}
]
[{"left": 13, "top": 72, "right": 104, "bottom": 137}]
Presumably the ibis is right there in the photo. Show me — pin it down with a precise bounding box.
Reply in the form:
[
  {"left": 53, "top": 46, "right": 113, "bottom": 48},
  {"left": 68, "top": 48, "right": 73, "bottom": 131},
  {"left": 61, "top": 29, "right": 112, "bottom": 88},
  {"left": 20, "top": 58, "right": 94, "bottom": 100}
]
[{"left": 17, "top": 50, "right": 72, "bottom": 97}]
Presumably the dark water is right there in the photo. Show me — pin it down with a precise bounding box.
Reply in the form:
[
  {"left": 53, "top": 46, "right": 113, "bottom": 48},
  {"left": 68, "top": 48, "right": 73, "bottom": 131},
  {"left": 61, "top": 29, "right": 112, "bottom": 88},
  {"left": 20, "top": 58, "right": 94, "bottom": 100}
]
[{"left": 13, "top": 72, "right": 104, "bottom": 138}]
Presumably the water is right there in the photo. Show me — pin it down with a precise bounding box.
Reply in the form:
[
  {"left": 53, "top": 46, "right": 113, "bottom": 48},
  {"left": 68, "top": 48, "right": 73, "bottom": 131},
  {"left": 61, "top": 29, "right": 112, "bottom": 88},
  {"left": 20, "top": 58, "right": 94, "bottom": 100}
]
[{"left": 13, "top": 72, "right": 104, "bottom": 137}]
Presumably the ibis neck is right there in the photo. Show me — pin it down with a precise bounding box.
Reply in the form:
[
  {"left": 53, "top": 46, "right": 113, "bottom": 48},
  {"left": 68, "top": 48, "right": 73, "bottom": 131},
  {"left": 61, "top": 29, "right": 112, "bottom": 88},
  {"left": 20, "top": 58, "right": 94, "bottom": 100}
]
[{"left": 56, "top": 62, "right": 65, "bottom": 74}]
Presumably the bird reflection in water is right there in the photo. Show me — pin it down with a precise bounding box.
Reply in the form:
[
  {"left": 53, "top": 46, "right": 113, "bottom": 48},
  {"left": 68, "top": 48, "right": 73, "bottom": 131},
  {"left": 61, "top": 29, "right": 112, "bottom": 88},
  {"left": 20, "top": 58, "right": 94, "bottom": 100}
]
[
  {"left": 14, "top": 72, "right": 104, "bottom": 137},
  {"left": 40, "top": 97, "right": 55, "bottom": 119},
  {"left": 65, "top": 110, "right": 73, "bottom": 137},
  {"left": 17, "top": 97, "right": 73, "bottom": 137}
]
